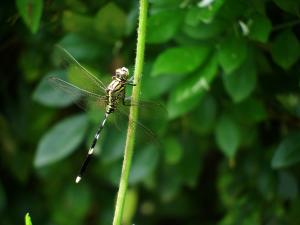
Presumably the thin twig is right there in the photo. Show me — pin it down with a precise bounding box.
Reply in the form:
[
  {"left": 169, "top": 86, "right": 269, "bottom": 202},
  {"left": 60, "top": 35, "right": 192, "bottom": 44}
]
[{"left": 112, "top": 1, "right": 148, "bottom": 225}]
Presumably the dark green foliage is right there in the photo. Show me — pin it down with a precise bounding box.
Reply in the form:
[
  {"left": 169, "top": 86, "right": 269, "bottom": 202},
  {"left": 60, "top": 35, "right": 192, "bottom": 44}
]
[{"left": 1, "top": 0, "right": 300, "bottom": 225}]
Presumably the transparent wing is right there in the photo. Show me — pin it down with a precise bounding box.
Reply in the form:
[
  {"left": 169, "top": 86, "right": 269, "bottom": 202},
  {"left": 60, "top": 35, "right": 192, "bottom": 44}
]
[
  {"left": 113, "top": 100, "right": 168, "bottom": 146},
  {"left": 53, "top": 45, "right": 108, "bottom": 96},
  {"left": 48, "top": 76, "right": 107, "bottom": 111}
]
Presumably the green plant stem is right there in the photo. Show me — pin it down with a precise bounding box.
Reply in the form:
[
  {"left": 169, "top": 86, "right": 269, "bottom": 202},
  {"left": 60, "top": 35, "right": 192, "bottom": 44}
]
[
  {"left": 272, "top": 20, "right": 300, "bottom": 31},
  {"left": 112, "top": 1, "right": 148, "bottom": 225}
]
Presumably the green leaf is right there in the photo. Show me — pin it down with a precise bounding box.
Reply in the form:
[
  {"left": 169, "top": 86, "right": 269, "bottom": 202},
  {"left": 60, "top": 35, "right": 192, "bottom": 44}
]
[
  {"left": 185, "top": 0, "right": 224, "bottom": 25},
  {"left": 271, "top": 30, "right": 300, "bottom": 69},
  {"left": 273, "top": 0, "right": 300, "bottom": 15},
  {"left": 147, "top": 9, "right": 184, "bottom": 44},
  {"left": 232, "top": 98, "right": 267, "bottom": 124},
  {"left": 167, "top": 54, "right": 218, "bottom": 119},
  {"left": 159, "top": 168, "right": 182, "bottom": 201},
  {"left": 183, "top": 19, "right": 225, "bottom": 40},
  {"left": 163, "top": 137, "right": 183, "bottom": 165},
  {"left": 278, "top": 171, "right": 298, "bottom": 200},
  {"left": 149, "top": 0, "right": 182, "bottom": 6},
  {"left": 25, "top": 213, "right": 32, "bottom": 225},
  {"left": 217, "top": 0, "right": 246, "bottom": 20},
  {"left": 188, "top": 94, "right": 217, "bottom": 135},
  {"left": 0, "top": 181, "right": 5, "bottom": 211},
  {"left": 33, "top": 71, "right": 79, "bottom": 107},
  {"left": 152, "top": 45, "right": 211, "bottom": 77},
  {"left": 16, "top": 0, "right": 43, "bottom": 33},
  {"left": 248, "top": 14, "right": 272, "bottom": 43},
  {"left": 178, "top": 144, "right": 202, "bottom": 187},
  {"left": 101, "top": 128, "right": 125, "bottom": 164},
  {"left": 94, "top": 2, "right": 126, "bottom": 42},
  {"left": 52, "top": 184, "right": 91, "bottom": 225},
  {"left": 34, "top": 114, "right": 88, "bottom": 167},
  {"left": 272, "top": 132, "right": 300, "bottom": 169},
  {"left": 129, "top": 145, "right": 159, "bottom": 184},
  {"left": 215, "top": 114, "right": 240, "bottom": 159},
  {"left": 223, "top": 57, "right": 256, "bottom": 103},
  {"left": 276, "top": 94, "right": 300, "bottom": 117},
  {"left": 19, "top": 50, "right": 43, "bottom": 82},
  {"left": 218, "top": 35, "right": 247, "bottom": 74},
  {"left": 62, "top": 11, "right": 94, "bottom": 35},
  {"left": 58, "top": 34, "right": 109, "bottom": 61},
  {"left": 141, "top": 63, "right": 182, "bottom": 99}
]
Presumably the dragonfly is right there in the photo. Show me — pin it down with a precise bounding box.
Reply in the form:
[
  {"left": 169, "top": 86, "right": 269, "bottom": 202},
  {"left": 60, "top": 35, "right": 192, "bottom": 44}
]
[{"left": 49, "top": 46, "right": 143, "bottom": 183}]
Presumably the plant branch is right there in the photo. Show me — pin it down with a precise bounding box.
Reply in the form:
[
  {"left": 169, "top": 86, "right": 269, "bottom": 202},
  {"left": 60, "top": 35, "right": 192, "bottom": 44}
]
[{"left": 112, "top": 1, "right": 148, "bottom": 225}]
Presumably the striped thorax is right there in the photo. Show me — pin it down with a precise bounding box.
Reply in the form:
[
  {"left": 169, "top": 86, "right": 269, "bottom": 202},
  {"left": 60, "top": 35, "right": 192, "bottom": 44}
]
[{"left": 105, "top": 67, "right": 129, "bottom": 114}]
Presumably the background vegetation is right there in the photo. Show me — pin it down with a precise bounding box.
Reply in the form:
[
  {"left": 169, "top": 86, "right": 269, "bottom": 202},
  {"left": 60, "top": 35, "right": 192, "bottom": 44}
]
[{"left": 1, "top": 0, "right": 300, "bottom": 225}]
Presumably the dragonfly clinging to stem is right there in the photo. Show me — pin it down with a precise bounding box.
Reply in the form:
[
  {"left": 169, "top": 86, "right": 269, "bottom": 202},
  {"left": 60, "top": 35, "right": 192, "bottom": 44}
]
[{"left": 49, "top": 46, "right": 137, "bottom": 183}]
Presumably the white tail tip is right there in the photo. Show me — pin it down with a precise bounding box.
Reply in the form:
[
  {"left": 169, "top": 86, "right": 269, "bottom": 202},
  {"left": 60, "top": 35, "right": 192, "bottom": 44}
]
[
  {"left": 88, "top": 148, "right": 94, "bottom": 155},
  {"left": 75, "top": 176, "right": 81, "bottom": 183}
]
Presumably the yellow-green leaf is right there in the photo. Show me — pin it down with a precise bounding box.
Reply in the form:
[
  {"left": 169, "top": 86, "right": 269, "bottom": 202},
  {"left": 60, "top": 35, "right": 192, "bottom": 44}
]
[
  {"left": 25, "top": 213, "right": 32, "bottom": 225},
  {"left": 16, "top": 0, "right": 43, "bottom": 33},
  {"left": 152, "top": 45, "right": 211, "bottom": 77}
]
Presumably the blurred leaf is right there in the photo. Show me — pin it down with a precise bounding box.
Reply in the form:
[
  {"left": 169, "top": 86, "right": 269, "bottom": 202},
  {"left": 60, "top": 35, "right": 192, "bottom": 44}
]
[
  {"left": 94, "top": 2, "right": 126, "bottom": 42},
  {"left": 218, "top": 35, "right": 247, "bottom": 74},
  {"left": 16, "top": 0, "right": 42, "bottom": 33},
  {"left": 250, "top": 0, "right": 266, "bottom": 14},
  {"left": 33, "top": 71, "right": 79, "bottom": 107},
  {"left": 272, "top": 132, "right": 300, "bottom": 168},
  {"left": 248, "top": 14, "right": 272, "bottom": 43},
  {"left": 149, "top": 0, "right": 182, "bottom": 6},
  {"left": 0, "top": 181, "right": 6, "bottom": 211},
  {"left": 122, "top": 189, "right": 138, "bottom": 225},
  {"left": 129, "top": 145, "right": 159, "bottom": 184},
  {"left": 25, "top": 213, "right": 32, "bottom": 225},
  {"left": 167, "top": 54, "right": 218, "bottom": 119},
  {"left": 152, "top": 45, "right": 211, "bottom": 77},
  {"left": 183, "top": 19, "right": 225, "bottom": 40},
  {"left": 19, "top": 50, "right": 43, "bottom": 82},
  {"left": 159, "top": 166, "right": 182, "bottom": 202},
  {"left": 278, "top": 171, "right": 298, "bottom": 200},
  {"left": 178, "top": 143, "right": 202, "bottom": 187},
  {"left": 223, "top": 56, "right": 256, "bottom": 103},
  {"left": 101, "top": 127, "right": 125, "bottom": 164},
  {"left": 141, "top": 63, "right": 182, "bottom": 99},
  {"left": 215, "top": 114, "right": 240, "bottom": 159},
  {"left": 58, "top": 34, "right": 109, "bottom": 61},
  {"left": 147, "top": 9, "right": 184, "bottom": 43},
  {"left": 62, "top": 11, "right": 94, "bottom": 35},
  {"left": 34, "top": 114, "right": 88, "bottom": 167},
  {"left": 163, "top": 137, "right": 182, "bottom": 165},
  {"left": 276, "top": 94, "right": 300, "bottom": 117},
  {"left": 273, "top": 0, "right": 300, "bottom": 15},
  {"left": 271, "top": 30, "right": 300, "bottom": 69},
  {"left": 188, "top": 94, "right": 217, "bottom": 135},
  {"left": 125, "top": 4, "right": 139, "bottom": 36},
  {"left": 232, "top": 98, "right": 267, "bottom": 124},
  {"left": 185, "top": 0, "right": 224, "bottom": 25},
  {"left": 52, "top": 184, "right": 91, "bottom": 225}
]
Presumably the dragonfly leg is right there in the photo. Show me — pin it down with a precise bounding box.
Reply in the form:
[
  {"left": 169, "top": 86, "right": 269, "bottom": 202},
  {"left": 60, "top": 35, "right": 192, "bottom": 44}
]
[
  {"left": 122, "top": 96, "right": 133, "bottom": 106},
  {"left": 126, "top": 76, "right": 136, "bottom": 86}
]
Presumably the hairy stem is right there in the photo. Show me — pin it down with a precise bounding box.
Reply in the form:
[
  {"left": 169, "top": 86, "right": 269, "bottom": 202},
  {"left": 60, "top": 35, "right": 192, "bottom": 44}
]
[{"left": 112, "top": 1, "right": 148, "bottom": 225}]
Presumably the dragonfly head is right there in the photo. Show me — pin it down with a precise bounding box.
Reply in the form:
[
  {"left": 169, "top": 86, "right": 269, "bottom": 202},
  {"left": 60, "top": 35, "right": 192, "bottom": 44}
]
[{"left": 114, "top": 67, "right": 129, "bottom": 82}]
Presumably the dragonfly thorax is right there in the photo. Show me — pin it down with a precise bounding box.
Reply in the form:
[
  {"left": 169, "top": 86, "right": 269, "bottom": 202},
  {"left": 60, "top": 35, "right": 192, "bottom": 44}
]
[{"left": 105, "top": 67, "right": 129, "bottom": 114}]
